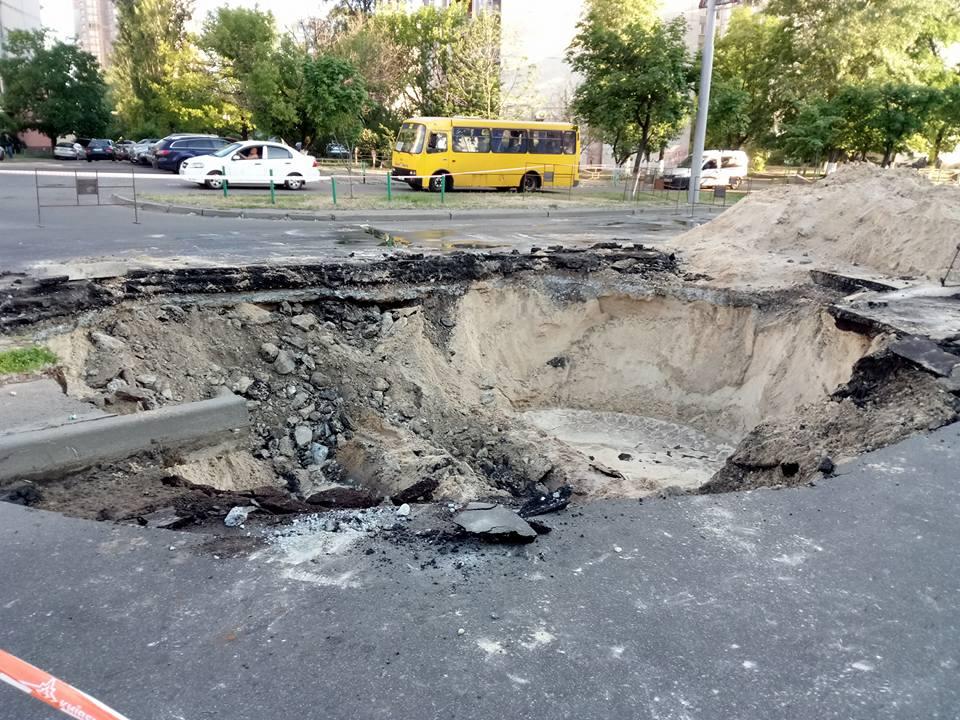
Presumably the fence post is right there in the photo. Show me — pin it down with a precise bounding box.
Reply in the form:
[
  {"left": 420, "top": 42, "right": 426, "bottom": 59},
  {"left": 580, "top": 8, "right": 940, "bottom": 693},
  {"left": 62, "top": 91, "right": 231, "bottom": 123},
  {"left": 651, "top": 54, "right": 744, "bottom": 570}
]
[
  {"left": 269, "top": 169, "right": 275, "bottom": 205},
  {"left": 222, "top": 166, "right": 228, "bottom": 197},
  {"left": 348, "top": 165, "right": 354, "bottom": 199},
  {"left": 387, "top": 172, "right": 392, "bottom": 202},
  {"left": 331, "top": 177, "right": 338, "bottom": 206},
  {"left": 440, "top": 176, "right": 445, "bottom": 204},
  {"left": 34, "top": 169, "right": 42, "bottom": 227},
  {"left": 131, "top": 165, "right": 139, "bottom": 224}
]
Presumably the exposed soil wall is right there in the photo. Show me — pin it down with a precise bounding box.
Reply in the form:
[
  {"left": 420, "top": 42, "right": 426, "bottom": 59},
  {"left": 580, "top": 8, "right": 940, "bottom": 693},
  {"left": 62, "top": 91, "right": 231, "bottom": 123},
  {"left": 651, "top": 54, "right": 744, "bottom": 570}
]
[{"left": 448, "top": 282, "right": 872, "bottom": 440}]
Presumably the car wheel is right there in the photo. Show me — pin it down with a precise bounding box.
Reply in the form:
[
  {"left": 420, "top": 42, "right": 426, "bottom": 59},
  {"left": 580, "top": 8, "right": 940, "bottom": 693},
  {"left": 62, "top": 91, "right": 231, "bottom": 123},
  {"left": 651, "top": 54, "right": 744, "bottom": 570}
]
[
  {"left": 429, "top": 172, "right": 451, "bottom": 193},
  {"left": 205, "top": 172, "right": 224, "bottom": 190},
  {"left": 285, "top": 176, "right": 304, "bottom": 190},
  {"left": 730, "top": 177, "right": 742, "bottom": 189},
  {"left": 519, "top": 172, "right": 540, "bottom": 193}
]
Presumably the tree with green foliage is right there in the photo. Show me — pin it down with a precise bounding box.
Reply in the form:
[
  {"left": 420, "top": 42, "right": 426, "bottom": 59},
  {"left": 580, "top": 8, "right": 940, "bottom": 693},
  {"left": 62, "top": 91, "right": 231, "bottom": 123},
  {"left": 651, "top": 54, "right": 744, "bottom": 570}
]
[
  {"left": 712, "top": 0, "right": 960, "bottom": 156},
  {"left": 705, "top": 79, "right": 752, "bottom": 149},
  {"left": 111, "top": 0, "right": 240, "bottom": 136},
  {"left": 567, "top": 1, "right": 691, "bottom": 174},
  {"left": 780, "top": 82, "right": 939, "bottom": 166},
  {"left": 920, "top": 80, "right": 960, "bottom": 165},
  {"left": 0, "top": 30, "right": 112, "bottom": 148},
  {"left": 323, "top": 0, "right": 376, "bottom": 29},
  {"left": 375, "top": 2, "right": 506, "bottom": 117},
  {"left": 766, "top": 0, "right": 960, "bottom": 95},
  {"left": 871, "top": 83, "right": 938, "bottom": 166},
  {"left": 709, "top": 7, "right": 785, "bottom": 148},
  {"left": 303, "top": 55, "right": 368, "bottom": 146},
  {"left": 778, "top": 98, "right": 844, "bottom": 164},
  {"left": 201, "top": 7, "right": 279, "bottom": 138}
]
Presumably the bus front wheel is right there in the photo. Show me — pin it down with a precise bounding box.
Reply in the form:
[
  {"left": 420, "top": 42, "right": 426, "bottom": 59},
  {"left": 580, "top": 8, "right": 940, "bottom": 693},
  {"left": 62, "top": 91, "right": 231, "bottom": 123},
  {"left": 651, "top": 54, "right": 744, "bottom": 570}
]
[
  {"left": 519, "top": 172, "right": 540, "bottom": 193},
  {"left": 429, "top": 172, "right": 452, "bottom": 193}
]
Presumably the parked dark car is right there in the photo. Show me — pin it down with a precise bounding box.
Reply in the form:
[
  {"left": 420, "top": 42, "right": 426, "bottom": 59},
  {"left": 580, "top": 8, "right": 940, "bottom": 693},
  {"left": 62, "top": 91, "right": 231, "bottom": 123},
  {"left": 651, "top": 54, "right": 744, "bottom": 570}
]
[
  {"left": 85, "top": 139, "right": 116, "bottom": 162},
  {"left": 153, "top": 134, "right": 231, "bottom": 172}
]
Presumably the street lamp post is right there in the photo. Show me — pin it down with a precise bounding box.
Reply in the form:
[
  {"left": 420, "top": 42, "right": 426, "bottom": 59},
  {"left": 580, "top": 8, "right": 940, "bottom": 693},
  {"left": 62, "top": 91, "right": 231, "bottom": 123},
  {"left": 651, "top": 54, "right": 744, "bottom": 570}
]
[{"left": 689, "top": 0, "right": 720, "bottom": 205}]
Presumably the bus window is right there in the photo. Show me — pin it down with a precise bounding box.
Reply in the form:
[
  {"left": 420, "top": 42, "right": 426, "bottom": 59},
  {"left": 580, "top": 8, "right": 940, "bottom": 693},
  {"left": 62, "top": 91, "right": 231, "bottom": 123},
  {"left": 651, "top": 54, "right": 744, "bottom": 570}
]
[
  {"left": 427, "top": 132, "right": 448, "bottom": 154},
  {"left": 562, "top": 131, "right": 577, "bottom": 155},
  {"left": 492, "top": 129, "right": 526, "bottom": 153},
  {"left": 530, "top": 130, "right": 563, "bottom": 154},
  {"left": 396, "top": 123, "right": 425, "bottom": 154},
  {"left": 453, "top": 127, "right": 491, "bottom": 153}
]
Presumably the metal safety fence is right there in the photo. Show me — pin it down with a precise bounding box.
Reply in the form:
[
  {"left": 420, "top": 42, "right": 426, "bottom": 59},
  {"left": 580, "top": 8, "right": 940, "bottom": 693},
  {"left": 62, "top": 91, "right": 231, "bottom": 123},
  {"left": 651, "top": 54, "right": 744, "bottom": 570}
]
[{"left": 26, "top": 168, "right": 140, "bottom": 227}]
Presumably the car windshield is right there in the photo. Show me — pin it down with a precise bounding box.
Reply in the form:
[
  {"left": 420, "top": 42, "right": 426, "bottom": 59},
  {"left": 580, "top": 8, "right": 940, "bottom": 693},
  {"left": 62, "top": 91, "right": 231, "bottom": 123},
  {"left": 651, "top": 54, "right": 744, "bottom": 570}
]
[
  {"left": 395, "top": 123, "right": 425, "bottom": 154},
  {"left": 212, "top": 142, "right": 243, "bottom": 158}
]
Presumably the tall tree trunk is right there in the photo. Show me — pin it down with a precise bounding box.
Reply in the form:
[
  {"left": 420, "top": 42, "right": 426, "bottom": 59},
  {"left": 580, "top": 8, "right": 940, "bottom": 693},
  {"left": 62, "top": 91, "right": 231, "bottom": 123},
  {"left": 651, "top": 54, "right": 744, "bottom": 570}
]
[
  {"left": 930, "top": 126, "right": 945, "bottom": 166},
  {"left": 630, "top": 107, "right": 652, "bottom": 198}
]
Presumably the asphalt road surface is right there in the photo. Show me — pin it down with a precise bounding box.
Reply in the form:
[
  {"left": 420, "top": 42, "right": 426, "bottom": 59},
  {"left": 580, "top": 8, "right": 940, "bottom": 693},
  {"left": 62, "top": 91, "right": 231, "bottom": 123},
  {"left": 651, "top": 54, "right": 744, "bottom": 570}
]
[
  {"left": 0, "top": 425, "right": 957, "bottom": 719},
  {"left": 0, "top": 168, "right": 706, "bottom": 273}
]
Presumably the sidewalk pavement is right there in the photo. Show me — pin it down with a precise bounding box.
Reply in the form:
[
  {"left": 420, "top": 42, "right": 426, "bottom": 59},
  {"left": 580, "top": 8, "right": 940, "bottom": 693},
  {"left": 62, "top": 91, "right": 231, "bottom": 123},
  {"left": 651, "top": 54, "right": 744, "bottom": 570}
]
[{"left": 111, "top": 193, "right": 718, "bottom": 224}]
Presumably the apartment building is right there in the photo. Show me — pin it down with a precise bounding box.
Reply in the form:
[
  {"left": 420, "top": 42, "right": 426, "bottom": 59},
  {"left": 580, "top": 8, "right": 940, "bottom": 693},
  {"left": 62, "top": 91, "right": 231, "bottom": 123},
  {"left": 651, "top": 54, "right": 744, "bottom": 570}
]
[{"left": 73, "top": 0, "right": 117, "bottom": 68}]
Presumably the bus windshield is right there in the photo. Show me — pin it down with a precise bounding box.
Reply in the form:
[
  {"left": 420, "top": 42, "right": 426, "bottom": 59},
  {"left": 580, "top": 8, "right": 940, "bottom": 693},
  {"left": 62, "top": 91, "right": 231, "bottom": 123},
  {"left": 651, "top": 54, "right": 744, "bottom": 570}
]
[{"left": 395, "top": 123, "right": 425, "bottom": 154}]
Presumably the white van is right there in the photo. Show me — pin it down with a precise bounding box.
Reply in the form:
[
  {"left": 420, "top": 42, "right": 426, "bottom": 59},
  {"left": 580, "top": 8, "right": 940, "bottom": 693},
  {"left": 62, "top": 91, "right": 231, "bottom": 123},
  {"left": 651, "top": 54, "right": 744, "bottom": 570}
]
[{"left": 663, "top": 150, "right": 749, "bottom": 190}]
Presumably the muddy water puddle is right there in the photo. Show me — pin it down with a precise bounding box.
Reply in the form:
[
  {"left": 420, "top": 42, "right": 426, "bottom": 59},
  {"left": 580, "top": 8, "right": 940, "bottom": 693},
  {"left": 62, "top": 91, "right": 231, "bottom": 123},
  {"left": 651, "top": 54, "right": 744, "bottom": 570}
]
[{"left": 524, "top": 409, "right": 734, "bottom": 491}]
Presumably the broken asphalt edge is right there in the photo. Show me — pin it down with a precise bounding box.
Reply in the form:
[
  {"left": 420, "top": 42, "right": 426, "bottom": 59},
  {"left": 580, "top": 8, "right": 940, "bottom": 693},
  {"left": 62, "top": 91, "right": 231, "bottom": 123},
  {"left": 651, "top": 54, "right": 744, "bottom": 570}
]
[
  {"left": 0, "top": 392, "right": 248, "bottom": 483},
  {"left": 110, "top": 192, "right": 663, "bottom": 223}
]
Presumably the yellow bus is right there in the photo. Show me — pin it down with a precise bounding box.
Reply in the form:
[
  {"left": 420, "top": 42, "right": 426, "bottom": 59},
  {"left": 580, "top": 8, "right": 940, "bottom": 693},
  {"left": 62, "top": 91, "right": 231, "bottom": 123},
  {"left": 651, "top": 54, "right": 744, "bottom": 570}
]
[{"left": 391, "top": 117, "right": 580, "bottom": 193}]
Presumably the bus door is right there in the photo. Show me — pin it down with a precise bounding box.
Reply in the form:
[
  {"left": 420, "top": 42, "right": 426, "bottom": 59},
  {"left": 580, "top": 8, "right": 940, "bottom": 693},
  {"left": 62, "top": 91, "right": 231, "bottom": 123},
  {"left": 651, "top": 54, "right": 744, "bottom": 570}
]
[
  {"left": 451, "top": 126, "right": 492, "bottom": 187},
  {"left": 529, "top": 129, "right": 566, "bottom": 188}
]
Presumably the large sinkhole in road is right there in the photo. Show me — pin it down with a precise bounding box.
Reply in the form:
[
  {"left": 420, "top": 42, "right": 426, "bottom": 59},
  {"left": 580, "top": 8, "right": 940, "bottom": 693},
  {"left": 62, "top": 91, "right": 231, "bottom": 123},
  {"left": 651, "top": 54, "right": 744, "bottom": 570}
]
[
  {"left": 35, "top": 267, "right": 892, "bottom": 527},
  {"left": 439, "top": 281, "right": 870, "bottom": 495}
]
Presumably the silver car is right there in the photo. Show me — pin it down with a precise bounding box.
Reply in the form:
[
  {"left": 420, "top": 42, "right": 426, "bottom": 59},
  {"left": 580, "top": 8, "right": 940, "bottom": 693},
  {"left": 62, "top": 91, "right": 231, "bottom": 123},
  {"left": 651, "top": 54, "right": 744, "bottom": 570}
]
[
  {"left": 54, "top": 141, "right": 84, "bottom": 160},
  {"left": 130, "top": 138, "right": 160, "bottom": 165}
]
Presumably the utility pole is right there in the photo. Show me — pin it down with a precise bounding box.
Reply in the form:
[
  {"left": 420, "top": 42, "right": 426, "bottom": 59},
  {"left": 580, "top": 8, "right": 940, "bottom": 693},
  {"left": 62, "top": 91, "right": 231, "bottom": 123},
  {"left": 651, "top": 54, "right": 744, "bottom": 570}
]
[{"left": 689, "top": 0, "right": 719, "bottom": 204}]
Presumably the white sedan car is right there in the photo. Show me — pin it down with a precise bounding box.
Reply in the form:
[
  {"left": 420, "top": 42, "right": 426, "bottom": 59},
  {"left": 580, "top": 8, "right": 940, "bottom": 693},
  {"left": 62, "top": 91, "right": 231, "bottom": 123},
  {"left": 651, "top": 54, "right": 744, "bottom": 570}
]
[
  {"left": 54, "top": 141, "right": 84, "bottom": 160},
  {"left": 180, "top": 140, "right": 320, "bottom": 190}
]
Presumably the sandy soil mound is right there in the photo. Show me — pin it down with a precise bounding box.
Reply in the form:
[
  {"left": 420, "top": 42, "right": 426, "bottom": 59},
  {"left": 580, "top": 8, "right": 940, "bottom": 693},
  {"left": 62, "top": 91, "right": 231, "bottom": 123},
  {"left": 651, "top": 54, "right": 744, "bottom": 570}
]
[{"left": 674, "top": 164, "right": 960, "bottom": 288}]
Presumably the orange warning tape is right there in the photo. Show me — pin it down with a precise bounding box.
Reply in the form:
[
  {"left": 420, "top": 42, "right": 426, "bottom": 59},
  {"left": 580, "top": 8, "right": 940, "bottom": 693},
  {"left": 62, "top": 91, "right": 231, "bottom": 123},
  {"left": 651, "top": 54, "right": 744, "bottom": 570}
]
[{"left": 0, "top": 649, "right": 132, "bottom": 720}]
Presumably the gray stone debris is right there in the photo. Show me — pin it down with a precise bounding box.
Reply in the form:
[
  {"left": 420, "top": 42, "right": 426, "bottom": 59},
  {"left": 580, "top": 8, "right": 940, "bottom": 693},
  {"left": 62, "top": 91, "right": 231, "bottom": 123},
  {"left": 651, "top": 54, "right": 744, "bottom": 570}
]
[
  {"left": 290, "top": 314, "right": 317, "bottom": 331},
  {"left": 136, "top": 373, "right": 158, "bottom": 389},
  {"left": 259, "top": 343, "right": 280, "bottom": 362},
  {"left": 294, "top": 425, "right": 313, "bottom": 447},
  {"left": 224, "top": 505, "right": 257, "bottom": 527},
  {"left": 273, "top": 350, "right": 296, "bottom": 375},
  {"left": 233, "top": 376, "right": 254, "bottom": 395},
  {"left": 452, "top": 502, "right": 537, "bottom": 543},
  {"left": 90, "top": 331, "right": 126, "bottom": 352}
]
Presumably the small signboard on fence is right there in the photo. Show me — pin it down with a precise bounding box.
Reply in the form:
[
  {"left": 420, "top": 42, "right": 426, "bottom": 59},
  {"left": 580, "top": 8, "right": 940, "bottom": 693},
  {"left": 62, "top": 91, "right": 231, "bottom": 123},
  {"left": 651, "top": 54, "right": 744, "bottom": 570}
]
[
  {"left": 714, "top": 185, "right": 727, "bottom": 200},
  {"left": 76, "top": 177, "right": 99, "bottom": 195}
]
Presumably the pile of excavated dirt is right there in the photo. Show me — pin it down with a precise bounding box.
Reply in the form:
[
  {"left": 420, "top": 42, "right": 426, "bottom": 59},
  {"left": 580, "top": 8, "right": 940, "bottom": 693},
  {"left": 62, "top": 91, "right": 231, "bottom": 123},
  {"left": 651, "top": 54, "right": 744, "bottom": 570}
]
[{"left": 673, "top": 164, "right": 960, "bottom": 288}]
